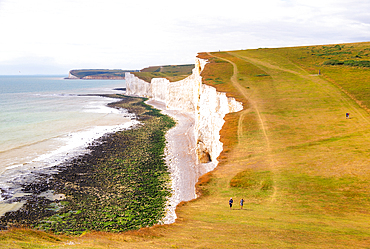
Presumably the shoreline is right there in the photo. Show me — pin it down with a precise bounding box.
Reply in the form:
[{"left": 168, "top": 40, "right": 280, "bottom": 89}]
[
  {"left": 0, "top": 122, "right": 136, "bottom": 199},
  {"left": 0, "top": 95, "right": 203, "bottom": 232},
  {"left": 0, "top": 94, "right": 136, "bottom": 211},
  {"left": 0, "top": 95, "right": 176, "bottom": 233},
  {"left": 0, "top": 121, "right": 139, "bottom": 220}
]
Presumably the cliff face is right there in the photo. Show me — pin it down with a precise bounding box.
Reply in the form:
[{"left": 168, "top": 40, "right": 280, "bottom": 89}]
[
  {"left": 66, "top": 72, "right": 79, "bottom": 79},
  {"left": 126, "top": 57, "right": 243, "bottom": 168}
]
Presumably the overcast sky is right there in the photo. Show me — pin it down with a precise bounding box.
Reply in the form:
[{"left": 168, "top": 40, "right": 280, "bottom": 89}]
[{"left": 0, "top": 0, "right": 369, "bottom": 75}]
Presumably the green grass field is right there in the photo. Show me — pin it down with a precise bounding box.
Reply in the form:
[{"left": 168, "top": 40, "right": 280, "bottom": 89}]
[
  {"left": 2, "top": 42, "right": 370, "bottom": 248},
  {"left": 133, "top": 64, "right": 195, "bottom": 82},
  {"left": 69, "top": 69, "right": 136, "bottom": 78}
]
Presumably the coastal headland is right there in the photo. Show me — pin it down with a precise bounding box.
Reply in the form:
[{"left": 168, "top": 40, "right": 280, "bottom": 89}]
[
  {"left": 2, "top": 42, "right": 370, "bottom": 248},
  {"left": 66, "top": 69, "right": 136, "bottom": 79},
  {"left": 65, "top": 65, "right": 195, "bottom": 80}
]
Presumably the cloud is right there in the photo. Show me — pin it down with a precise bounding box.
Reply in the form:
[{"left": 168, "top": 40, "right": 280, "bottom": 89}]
[
  {"left": 173, "top": 0, "right": 370, "bottom": 48},
  {"left": 0, "top": 0, "right": 369, "bottom": 74}
]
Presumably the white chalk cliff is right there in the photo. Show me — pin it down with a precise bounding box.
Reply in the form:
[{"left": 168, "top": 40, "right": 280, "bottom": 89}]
[
  {"left": 126, "top": 57, "right": 242, "bottom": 165},
  {"left": 125, "top": 57, "right": 243, "bottom": 223}
]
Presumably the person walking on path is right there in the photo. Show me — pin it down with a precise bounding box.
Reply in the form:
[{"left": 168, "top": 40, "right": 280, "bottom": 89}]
[
  {"left": 240, "top": 198, "right": 244, "bottom": 209},
  {"left": 229, "top": 197, "right": 233, "bottom": 209}
]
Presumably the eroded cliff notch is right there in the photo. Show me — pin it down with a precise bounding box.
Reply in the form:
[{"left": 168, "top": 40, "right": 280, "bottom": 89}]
[{"left": 197, "top": 140, "right": 212, "bottom": 163}]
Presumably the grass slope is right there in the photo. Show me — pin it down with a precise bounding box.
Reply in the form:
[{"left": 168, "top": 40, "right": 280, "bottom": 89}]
[
  {"left": 69, "top": 69, "right": 137, "bottom": 78},
  {"left": 133, "top": 64, "right": 195, "bottom": 82},
  {"left": 2, "top": 42, "right": 370, "bottom": 248}
]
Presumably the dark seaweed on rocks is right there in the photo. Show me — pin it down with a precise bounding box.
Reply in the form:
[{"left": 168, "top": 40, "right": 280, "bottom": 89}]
[{"left": 0, "top": 95, "right": 175, "bottom": 234}]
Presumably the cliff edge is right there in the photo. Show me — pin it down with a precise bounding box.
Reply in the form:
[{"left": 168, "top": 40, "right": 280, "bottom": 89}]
[{"left": 126, "top": 57, "right": 242, "bottom": 166}]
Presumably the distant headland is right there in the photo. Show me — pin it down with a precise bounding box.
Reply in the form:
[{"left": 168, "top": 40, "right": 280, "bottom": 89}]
[
  {"left": 65, "top": 64, "right": 195, "bottom": 81},
  {"left": 65, "top": 69, "right": 139, "bottom": 80}
]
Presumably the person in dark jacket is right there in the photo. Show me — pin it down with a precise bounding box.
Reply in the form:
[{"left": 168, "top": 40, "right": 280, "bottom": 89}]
[{"left": 229, "top": 197, "right": 233, "bottom": 209}]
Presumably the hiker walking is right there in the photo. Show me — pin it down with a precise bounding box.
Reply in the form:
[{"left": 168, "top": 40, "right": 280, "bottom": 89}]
[
  {"left": 346, "top": 113, "right": 350, "bottom": 119},
  {"left": 229, "top": 197, "right": 233, "bottom": 209},
  {"left": 240, "top": 198, "right": 244, "bottom": 209}
]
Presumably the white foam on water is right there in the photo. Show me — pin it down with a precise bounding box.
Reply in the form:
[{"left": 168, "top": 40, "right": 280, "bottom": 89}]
[
  {"left": 0, "top": 94, "right": 138, "bottom": 205},
  {"left": 0, "top": 201, "right": 26, "bottom": 217},
  {"left": 83, "top": 101, "right": 122, "bottom": 114},
  {"left": 0, "top": 120, "right": 140, "bottom": 205},
  {"left": 0, "top": 77, "right": 130, "bottom": 209},
  {"left": 31, "top": 121, "right": 139, "bottom": 169}
]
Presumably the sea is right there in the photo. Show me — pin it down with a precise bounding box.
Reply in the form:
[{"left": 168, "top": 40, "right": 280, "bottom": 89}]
[{"left": 0, "top": 75, "right": 136, "bottom": 213}]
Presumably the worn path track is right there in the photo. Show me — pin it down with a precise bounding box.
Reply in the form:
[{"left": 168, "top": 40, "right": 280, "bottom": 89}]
[{"left": 207, "top": 52, "right": 279, "bottom": 202}]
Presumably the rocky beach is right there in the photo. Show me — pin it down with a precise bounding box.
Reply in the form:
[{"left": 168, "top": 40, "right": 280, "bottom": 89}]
[{"left": 0, "top": 95, "right": 176, "bottom": 233}]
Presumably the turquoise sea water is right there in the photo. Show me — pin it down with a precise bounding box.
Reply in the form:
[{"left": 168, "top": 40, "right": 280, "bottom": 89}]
[{"left": 0, "top": 76, "right": 133, "bottom": 203}]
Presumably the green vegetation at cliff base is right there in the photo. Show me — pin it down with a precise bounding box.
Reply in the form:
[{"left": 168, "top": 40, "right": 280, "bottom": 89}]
[{"left": 0, "top": 95, "right": 175, "bottom": 235}]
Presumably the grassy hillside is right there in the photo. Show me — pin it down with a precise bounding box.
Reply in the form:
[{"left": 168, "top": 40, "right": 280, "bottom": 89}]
[
  {"left": 132, "top": 64, "right": 195, "bottom": 82},
  {"left": 69, "top": 69, "right": 137, "bottom": 79},
  {"left": 69, "top": 64, "right": 194, "bottom": 81},
  {"left": 2, "top": 42, "right": 370, "bottom": 248}
]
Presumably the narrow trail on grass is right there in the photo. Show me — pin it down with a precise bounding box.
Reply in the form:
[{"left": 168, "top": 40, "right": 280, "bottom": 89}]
[
  {"left": 206, "top": 53, "right": 269, "bottom": 148},
  {"left": 207, "top": 52, "right": 278, "bottom": 202},
  {"left": 236, "top": 110, "right": 247, "bottom": 142}
]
